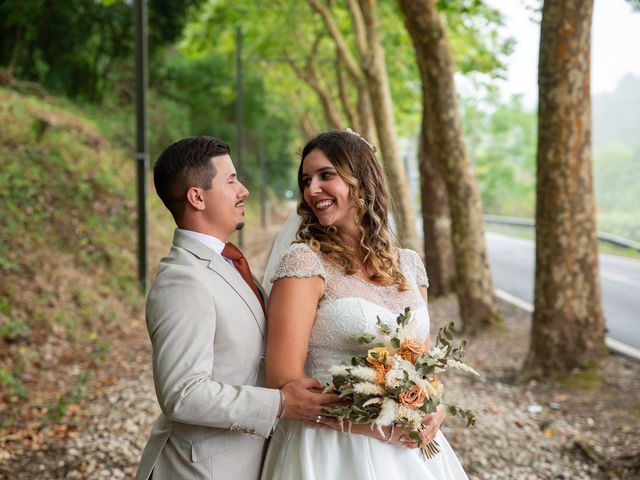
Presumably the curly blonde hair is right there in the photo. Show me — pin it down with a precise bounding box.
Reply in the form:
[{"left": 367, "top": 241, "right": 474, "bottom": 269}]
[{"left": 295, "top": 130, "right": 409, "bottom": 290}]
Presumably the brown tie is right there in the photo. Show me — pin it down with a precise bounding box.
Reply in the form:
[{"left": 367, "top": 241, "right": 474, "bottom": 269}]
[{"left": 221, "top": 242, "right": 265, "bottom": 312}]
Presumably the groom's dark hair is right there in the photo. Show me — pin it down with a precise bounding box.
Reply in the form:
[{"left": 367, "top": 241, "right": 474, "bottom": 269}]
[{"left": 154, "top": 136, "right": 231, "bottom": 222}]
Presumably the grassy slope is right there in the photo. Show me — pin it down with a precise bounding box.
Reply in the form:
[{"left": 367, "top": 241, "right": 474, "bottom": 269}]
[{"left": 0, "top": 88, "right": 171, "bottom": 421}]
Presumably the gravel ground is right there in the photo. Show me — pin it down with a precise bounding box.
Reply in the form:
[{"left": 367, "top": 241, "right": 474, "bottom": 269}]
[
  {"left": 431, "top": 300, "right": 640, "bottom": 480},
  {"left": 2, "top": 226, "right": 638, "bottom": 479}
]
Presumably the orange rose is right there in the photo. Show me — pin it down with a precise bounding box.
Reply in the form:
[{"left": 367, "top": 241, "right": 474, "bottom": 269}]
[
  {"left": 400, "top": 337, "right": 427, "bottom": 362},
  {"left": 399, "top": 385, "right": 426, "bottom": 408},
  {"left": 402, "top": 337, "right": 427, "bottom": 356}
]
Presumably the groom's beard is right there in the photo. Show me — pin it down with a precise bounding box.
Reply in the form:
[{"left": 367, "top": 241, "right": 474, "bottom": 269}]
[{"left": 235, "top": 222, "right": 245, "bottom": 231}]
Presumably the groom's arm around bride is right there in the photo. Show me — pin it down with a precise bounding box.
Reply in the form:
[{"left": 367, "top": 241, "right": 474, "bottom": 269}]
[{"left": 135, "top": 136, "right": 338, "bottom": 480}]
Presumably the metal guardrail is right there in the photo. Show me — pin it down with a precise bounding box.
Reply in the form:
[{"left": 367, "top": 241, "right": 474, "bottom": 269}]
[
  {"left": 483, "top": 214, "right": 640, "bottom": 253},
  {"left": 495, "top": 289, "right": 640, "bottom": 361}
]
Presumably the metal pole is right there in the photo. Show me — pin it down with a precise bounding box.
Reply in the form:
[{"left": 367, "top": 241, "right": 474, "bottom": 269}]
[
  {"left": 134, "top": 0, "right": 149, "bottom": 292},
  {"left": 259, "top": 149, "right": 267, "bottom": 228},
  {"left": 235, "top": 26, "right": 244, "bottom": 248}
]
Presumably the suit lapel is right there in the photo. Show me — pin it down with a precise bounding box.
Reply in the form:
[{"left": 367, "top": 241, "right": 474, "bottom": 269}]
[
  {"left": 206, "top": 254, "right": 266, "bottom": 335},
  {"left": 172, "top": 230, "right": 266, "bottom": 336},
  {"left": 254, "top": 276, "right": 268, "bottom": 310}
]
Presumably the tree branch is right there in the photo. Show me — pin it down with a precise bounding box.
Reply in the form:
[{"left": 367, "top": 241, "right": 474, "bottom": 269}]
[
  {"left": 335, "top": 53, "right": 361, "bottom": 131},
  {"left": 287, "top": 53, "right": 345, "bottom": 129},
  {"left": 306, "top": 0, "right": 364, "bottom": 84},
  {"left": 345, "top": 0, "right": 368, "bottom": 58}
]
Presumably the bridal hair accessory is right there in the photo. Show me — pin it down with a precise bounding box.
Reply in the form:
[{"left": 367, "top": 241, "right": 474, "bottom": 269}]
[
  {"left": 316, "top": 415, "right": 322, "bottom": 423},
  {"left": 345, "top": 128, "right": 377, "bottom": 153}
]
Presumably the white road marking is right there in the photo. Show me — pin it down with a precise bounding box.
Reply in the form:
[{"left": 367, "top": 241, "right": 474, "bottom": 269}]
[{"left": 494, "top": 289, "right": 640, "bottom": 361}]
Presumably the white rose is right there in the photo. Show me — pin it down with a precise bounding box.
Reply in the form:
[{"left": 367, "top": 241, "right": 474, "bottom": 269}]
[{"left": 385, "top": 368, "right": 405, "bottom": 389}]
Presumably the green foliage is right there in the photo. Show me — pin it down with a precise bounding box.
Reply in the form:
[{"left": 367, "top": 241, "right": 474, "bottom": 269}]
[
  {"left": 53, "top": 371, "right": 92, "bottom": 420},
  {"left": 462, "top": 93, "right": 537, "bottom": 217},
  {"left": 0, "top": 88, "right": 143, "bottom": 337},
  {"left": 182, "top": 0, "right": 513, "bottom": 159},
  {"left": 466, "top": 74, "right": 639, "bottom": 242},
  {"left": 557, "top": 371, "right": 603, "bottom": 390},
  {"left": 445, "top": 403, "right": 477, "bottom": 427},
  {"left": 356, "top": 333, "right": 376, "bottom": 344},
  {"left": 592, "top": 75, "right": 640, "bottom": 241},
  {"left": 0, "top": 0, "right": 203, "bottom": 101},
  {"left": 0, "top": 368, "right": 27, "bottom": 400},
  {"left": 150, "top": 47, "right": 299, "bottom": 197},
  {"left": 594, "top": 143, "right": 640, "bottom": 240},
  {"left": 0, "top": 319, "right": 31, "bottom": 342},
  {"left": 2, "top": 0, "right": 517, "bottom": 202}
]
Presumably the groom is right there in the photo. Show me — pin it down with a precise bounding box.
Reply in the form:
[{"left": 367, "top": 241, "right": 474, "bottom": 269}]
[{"left": 136, "top": 136, "right": 337, "bottom": 480}]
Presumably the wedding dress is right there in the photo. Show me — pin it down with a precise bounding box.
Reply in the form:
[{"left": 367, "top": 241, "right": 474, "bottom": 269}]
[{"left": 260, "top": 223, "right": 468, "bottom": 479}]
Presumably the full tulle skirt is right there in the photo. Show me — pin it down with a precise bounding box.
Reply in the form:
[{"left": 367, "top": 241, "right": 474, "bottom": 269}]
[{"left": 261, "top": 420, "right": 468, "bottom": 480}]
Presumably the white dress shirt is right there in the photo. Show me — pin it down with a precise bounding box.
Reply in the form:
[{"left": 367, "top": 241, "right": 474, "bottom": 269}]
[{"left": 179, "top": 229, "right": 225, "bottom": 254}]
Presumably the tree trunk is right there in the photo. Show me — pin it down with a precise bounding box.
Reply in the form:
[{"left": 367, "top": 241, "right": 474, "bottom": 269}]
[
  {"left": 356, "top": 87, "right": 376, "bottom": 143},
  {"left": 335, "top": 56, "right": 361, "bottom": 132},
  {"left": 399, "top": 0, "right": 500, "bottom": 331},
  {"left": 522, "top": 0, "right": 606, "bottom": 378},
  {"left": 357, "top": 0, "right": 420, "bottom": 251},
  {"left": 418, "top": 108, "right": 455, "bottom": 297},
  {"left": 344, "top": 0, "right": 376, "bottom": 143}
]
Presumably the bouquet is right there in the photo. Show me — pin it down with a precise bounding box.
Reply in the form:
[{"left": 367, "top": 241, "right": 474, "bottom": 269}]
[{"left": 324, "top": 307, "right": 478, "bottom": 458}]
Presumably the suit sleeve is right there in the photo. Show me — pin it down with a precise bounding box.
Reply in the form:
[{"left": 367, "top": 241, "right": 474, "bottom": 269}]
[{"left": 146, "top": 264, "right": 280, "bottom": 438}]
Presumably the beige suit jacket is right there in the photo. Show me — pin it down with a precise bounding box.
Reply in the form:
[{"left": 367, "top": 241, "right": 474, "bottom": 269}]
[{"left": 135, "top": 229, "right": 280, "bottom": 480}]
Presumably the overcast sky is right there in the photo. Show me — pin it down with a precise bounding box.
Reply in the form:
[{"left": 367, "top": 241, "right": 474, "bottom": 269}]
[{"left": 486, "top": 0, "right": 640, "bottom": 108}]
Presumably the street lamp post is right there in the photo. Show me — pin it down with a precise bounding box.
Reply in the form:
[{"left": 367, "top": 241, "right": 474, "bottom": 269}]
[
  {"left": 236, "top": 26, "right": 244, "bottom": 248},
  {"left": 134, "top": 0, "right": 149, "bottom": 292}
]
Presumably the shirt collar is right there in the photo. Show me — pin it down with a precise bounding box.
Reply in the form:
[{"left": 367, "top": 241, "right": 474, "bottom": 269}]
[{"left": 178, "top": 229, "right": 225, "bottom": 255}]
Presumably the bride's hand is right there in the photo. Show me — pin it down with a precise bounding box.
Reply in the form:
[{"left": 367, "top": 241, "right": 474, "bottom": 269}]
[
  {"left": 314, "top": 417, "right": 420, "bottom": 449},
  {"left": 419, "top": 404, "right": 446, "bottom": 445}
]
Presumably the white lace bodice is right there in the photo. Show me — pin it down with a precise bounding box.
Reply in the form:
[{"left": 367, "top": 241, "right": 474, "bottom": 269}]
[{"left": 271, "top": 243, "right": 430, "bottom": 383}]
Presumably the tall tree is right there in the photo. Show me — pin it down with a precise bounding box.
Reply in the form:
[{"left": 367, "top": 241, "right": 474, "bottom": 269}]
[
  {"left": 417, "top": 107, "right": 456, "bottom": 296},
  {"left": 398, "top": 0, "right": 501, "bottom": 331},
  {"left": 522, "top": 0, "right": 606, "bottom": 377},
  {"left": 308, "top": 0, "right": 420, "bottom": 251},
  {"left": 0, "top": 0, "right": 203, "bottom": 101}
]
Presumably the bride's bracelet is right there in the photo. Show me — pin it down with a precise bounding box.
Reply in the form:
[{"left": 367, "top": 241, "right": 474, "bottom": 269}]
[
  {"left": 385, "top": 424, "right": 395, "bottom": 443},
  {"left": 277, "top": 389, "right": 286, "bottom": 419}
]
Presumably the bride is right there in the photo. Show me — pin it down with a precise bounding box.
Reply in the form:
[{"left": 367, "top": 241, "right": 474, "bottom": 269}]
[{"left": 261, "top": 130, "right": 468, "bottom": 479}]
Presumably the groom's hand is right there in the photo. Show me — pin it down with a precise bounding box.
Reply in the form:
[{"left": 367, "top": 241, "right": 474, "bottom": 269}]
[{"left": 281, "top": 377, "right": 341, "bottom": 424}]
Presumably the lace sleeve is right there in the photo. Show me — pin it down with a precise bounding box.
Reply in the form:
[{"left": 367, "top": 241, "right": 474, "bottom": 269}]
[
  {"left": 404, "top": 249, "right": 429, "bottom": 289},
  {"left": 271, "top": 243, "right": 327, "bottom": 283}
]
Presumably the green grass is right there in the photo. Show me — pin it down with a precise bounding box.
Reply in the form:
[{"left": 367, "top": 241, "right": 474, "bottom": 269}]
[
  {"left": 557, "top": 371, "right": 604, "bottom": 390},
  {"left": 0, "top": 88, "right": 145, "bottom": 335},
  {"left": 0, "top": 87, "right": 167, "bottom": 411}
]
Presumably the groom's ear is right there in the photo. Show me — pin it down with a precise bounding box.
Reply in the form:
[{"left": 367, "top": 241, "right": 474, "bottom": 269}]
[{"left": 186, "top": 187, "right": 206, "bottom": 211}]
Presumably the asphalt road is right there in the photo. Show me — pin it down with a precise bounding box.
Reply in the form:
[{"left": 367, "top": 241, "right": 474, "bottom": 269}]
[{"left": 485, "top": 232, "right": 640, "bottom": 353}]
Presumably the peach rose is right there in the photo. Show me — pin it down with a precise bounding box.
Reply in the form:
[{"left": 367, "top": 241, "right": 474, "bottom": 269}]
[
  {"left": 401, "top": 337, "right": 427, "bottom": 356},
  {"left": 399, "top": 384, "right": 427, "bottom": 408}
]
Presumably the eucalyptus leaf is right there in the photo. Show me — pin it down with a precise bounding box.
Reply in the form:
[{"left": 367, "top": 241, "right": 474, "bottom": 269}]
[{"left": 356, "top": 333, "right": 376, "bottom": 344}]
